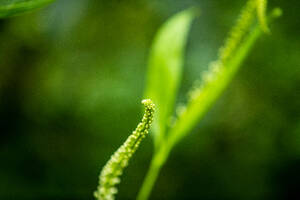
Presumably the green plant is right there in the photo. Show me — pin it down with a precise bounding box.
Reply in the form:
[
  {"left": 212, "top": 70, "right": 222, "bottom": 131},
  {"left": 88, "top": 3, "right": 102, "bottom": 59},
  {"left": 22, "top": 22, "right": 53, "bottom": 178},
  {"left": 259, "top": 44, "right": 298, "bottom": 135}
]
[
  {"left": 94, "top": 0, "right": 281, "bottom": 198},
  {"left": 137, "top": 0, "right": 281, "bottom": 199},
  {"left": 0, "top": 0, "right": 281, "bottom": 199},
  {"left": 94, "top": 0, "right": 281, "bottom": 199}
]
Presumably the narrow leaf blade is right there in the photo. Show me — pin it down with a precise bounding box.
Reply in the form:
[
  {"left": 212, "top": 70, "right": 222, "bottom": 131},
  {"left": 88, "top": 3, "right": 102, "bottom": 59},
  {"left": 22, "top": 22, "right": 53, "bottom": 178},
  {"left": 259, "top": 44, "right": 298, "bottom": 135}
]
[
  {"left": 144, "top": 8, "right": 196, "bottom": 146},
  {"left": 0, "top": 0, "right": 55, "bottom": 18}
]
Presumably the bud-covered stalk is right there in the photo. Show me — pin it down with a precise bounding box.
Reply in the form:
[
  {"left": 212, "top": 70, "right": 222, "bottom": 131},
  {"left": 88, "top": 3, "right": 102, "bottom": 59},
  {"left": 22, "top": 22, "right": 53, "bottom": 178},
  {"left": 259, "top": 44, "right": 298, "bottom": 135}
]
[{"left": 94, "top": 99, "right": 155, "bottom": 200}]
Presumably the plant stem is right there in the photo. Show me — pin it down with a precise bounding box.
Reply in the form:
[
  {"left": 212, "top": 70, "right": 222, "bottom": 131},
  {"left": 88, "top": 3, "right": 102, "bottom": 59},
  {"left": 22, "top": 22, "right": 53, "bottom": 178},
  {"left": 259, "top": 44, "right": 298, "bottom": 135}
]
[
  {"left": 137, "top": 146, "right": 170, "bottom": 200},
  {"left": 137, "top": 25, "right": 262, "bottom": 200},
  {"left": 136, "top": 159, "right": 161, "bottom": 200}
]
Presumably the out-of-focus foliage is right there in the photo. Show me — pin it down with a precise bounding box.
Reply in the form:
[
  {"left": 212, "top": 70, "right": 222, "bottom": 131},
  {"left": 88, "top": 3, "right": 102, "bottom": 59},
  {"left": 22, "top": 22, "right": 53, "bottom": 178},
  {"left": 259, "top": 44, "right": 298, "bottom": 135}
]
[
  {"left": 0, "top": 0, "right": 55, "bottom": 18},
  {"left": 0, "top": 0, "right": 299, "bottom": 200},
  {"left": 256, "top": 0, "right": 270, "bottom": 33}
]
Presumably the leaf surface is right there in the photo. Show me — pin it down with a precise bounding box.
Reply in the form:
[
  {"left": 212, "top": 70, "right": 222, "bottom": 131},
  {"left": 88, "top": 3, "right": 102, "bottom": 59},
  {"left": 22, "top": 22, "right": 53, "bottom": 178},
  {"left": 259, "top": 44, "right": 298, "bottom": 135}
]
[{"left": 0, "top": 0, "right": 55, "bottom": 18}]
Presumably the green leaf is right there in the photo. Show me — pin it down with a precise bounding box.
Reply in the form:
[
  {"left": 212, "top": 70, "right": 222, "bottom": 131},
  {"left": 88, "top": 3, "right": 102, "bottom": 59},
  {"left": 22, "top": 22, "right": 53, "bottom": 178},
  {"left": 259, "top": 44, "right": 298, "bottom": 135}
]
[
  {"left": 144, "top": 8, "right": 197, "bottom": 147},
  {"left": 0, "top": 0, "right": 55, "bottom": 18}
]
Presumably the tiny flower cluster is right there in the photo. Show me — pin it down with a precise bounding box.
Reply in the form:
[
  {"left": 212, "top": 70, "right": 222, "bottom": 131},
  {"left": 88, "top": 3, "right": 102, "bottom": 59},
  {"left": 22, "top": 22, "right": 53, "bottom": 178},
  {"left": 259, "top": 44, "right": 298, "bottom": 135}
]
[
  {"left": 186, "top": 0, "right": 257, "bottom": 104},
  {"left": 94, "top": 99, "right": 155, "bottom": 200}
]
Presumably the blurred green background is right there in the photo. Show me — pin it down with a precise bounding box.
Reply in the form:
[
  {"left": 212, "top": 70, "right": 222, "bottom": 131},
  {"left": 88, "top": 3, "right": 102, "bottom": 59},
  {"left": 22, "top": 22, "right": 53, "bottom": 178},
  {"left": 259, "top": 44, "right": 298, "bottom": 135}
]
[{"left": 0, "top": 0, "right": 299, "bottom": 199}]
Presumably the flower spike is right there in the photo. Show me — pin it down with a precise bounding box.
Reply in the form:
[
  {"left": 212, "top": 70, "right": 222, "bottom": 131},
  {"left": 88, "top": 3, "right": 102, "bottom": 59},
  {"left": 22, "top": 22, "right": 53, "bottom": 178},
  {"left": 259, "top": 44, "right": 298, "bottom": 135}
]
[{"left": 94, "top": 99, "right": 155, "bottom": 200}]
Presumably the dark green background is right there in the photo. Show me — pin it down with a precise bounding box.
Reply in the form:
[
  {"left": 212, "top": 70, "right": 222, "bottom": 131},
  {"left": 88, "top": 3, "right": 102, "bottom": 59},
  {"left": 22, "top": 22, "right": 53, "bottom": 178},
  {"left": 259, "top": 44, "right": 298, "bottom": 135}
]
[{"left": 0, "top": 0, "right": 299, "bottom": 199}]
